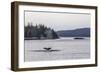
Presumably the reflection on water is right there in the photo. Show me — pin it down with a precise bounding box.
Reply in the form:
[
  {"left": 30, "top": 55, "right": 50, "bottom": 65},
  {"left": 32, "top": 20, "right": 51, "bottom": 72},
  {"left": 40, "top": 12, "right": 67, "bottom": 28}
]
[
  {"left": 24, "top": 37, "right": 90, "bottom": 62},
  {"left": 28, "top": 50, "right": 61, "bottom": 52}
]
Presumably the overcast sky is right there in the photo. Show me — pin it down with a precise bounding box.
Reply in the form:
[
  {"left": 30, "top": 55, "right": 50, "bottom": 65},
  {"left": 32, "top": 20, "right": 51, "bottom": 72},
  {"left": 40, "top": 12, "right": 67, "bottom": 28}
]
[{"left": 25, "top": 11, "right": 90, "bottom": 31}]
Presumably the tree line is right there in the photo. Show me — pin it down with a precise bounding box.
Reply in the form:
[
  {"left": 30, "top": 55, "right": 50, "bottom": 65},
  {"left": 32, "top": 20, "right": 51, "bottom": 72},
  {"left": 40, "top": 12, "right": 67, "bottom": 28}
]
[{"left": 24, "top": 23, "right": 59, "bottom": 40}]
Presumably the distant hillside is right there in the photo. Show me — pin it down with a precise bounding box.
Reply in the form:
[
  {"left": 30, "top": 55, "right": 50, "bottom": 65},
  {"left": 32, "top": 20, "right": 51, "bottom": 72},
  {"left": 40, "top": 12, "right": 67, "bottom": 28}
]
[{"left": 57, "top": 28, "right": 90, "bottom": 37}]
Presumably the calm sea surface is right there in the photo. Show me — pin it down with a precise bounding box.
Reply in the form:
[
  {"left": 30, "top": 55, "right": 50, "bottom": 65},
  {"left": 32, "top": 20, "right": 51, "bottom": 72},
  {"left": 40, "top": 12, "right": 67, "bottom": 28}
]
[{"left": 24, "top": 37, "right": 90, "bottom": 62}]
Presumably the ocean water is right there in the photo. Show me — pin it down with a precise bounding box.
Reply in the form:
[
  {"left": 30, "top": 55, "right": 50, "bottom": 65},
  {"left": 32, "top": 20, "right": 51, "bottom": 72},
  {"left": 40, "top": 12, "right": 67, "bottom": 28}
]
[{"left": 24, "top": 37, "right": 90, "bottom": 62}]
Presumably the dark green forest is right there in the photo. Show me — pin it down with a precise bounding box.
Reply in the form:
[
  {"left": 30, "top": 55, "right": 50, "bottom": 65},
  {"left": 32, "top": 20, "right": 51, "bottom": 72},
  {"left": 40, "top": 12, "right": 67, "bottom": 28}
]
[{"left": 24, "top": 23, "right": 59, "bottom": 40}]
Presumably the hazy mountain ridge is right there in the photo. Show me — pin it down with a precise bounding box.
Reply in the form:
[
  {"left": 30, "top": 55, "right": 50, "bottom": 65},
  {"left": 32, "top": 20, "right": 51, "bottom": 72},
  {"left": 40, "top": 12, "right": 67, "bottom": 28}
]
[{"left": 57, "top": 28, "right": 90, "bottom": 37}]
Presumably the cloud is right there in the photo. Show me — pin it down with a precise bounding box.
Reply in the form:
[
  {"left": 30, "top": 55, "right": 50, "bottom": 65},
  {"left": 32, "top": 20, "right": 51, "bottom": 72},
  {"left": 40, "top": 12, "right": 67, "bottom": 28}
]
[{"left": 25, "top": 11, "right": 90, "bottom": 31}]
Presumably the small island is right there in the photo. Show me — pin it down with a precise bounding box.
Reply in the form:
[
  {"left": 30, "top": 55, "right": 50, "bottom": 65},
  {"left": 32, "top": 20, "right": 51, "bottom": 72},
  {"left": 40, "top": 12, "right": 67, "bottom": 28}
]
[{"left": 74, "top": 37, "right": 85, "bottom": 39}]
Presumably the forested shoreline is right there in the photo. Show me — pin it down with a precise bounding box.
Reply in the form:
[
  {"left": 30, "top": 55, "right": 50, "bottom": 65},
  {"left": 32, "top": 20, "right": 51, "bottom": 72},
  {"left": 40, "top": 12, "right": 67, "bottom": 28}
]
[{"left": 24, "top": 23, "right": 59, "bottom": 40}]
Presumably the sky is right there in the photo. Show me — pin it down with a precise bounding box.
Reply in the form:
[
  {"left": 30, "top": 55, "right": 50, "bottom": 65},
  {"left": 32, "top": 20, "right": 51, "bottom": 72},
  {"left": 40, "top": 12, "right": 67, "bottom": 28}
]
[{"left": 25, "top": 11, "right": 91, "bottom": 31}]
